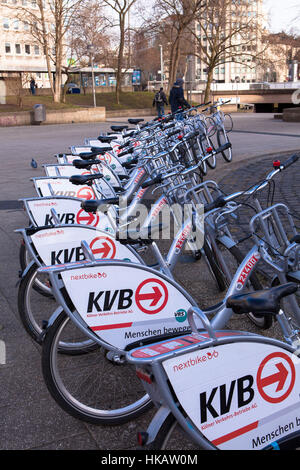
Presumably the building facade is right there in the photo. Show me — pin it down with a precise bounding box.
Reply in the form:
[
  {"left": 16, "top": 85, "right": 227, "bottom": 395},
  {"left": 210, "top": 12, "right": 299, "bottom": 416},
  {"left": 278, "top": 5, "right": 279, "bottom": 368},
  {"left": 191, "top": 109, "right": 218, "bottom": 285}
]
[
  {"left": 0, "top": 0, "right": 55, "bottom": 90},
  {"left": 192, "top": 0, "right": 266, "bottom": 86}
]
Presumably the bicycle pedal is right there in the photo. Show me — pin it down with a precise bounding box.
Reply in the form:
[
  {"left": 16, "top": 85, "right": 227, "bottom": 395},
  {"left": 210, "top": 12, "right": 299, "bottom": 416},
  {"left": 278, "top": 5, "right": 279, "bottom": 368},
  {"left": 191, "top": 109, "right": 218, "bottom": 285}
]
[{"left": 105, "top": 350, "right": 126, "bottom": 365}]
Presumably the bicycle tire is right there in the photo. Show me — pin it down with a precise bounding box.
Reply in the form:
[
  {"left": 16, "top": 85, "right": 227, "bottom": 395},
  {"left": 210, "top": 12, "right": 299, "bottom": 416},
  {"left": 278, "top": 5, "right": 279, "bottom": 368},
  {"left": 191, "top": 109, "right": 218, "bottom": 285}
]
[
  {"left": 19, "top": 243, "right": 53, "bottom": 298},
  {"left": 41, "top": 310, "right": 153, "bottom": 425},
  {"left": 217, "top": 128, "right": 232, "bottom": 162},
  {"left": 17, "top": 262, "right": 98, "bottom": 353}
]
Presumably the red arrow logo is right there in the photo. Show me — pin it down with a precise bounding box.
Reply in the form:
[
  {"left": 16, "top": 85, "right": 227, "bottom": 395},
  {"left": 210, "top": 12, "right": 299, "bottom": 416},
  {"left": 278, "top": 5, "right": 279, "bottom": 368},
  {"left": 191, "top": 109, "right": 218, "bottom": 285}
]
[
  {"left": 89, "top": 237, "right": 116, "bottom": 259},
  {"left": 76, "top": 210, "right": 99, "bottom": 227},
  {"left": 135, "top": 278, "right": 168, "bottom": 315},
  {"left": 260, "top": 362, "right": 289, "bottom": 392},
  {"left": 137, "top": 286, "right": 162, "bottom": 307}
]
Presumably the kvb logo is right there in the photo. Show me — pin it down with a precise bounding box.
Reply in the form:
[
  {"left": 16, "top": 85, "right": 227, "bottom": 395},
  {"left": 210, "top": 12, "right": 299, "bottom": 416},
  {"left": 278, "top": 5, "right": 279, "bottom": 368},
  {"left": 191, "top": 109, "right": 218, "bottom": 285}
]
[
  {"left": 76, "top": 186, "right": 95, "bottom": 200},
  {"left": 135, "top": 278, "right": 168, "bottom": 314},
  {"left": 199, "top": 350, "right": 296, "bottom": 424},
  {"left": 87, "top": 289, "right": 133, "bottom": 313},
  {"left": 44, "top": 212, "right": 77, "bottom": 225},
  {"left": 51, "top": 236, "right": 116, "bottom": 265},
  {"left": 89, "top": 236, "right": 116, "bottom": 259},
  {"left": 76, "top": 209, "right": 100, "bottom": 227}
]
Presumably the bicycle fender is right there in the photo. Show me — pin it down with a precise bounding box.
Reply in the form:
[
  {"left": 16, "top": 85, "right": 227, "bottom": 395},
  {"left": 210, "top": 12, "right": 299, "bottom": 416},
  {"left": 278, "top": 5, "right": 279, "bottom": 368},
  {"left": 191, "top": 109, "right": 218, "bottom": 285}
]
[{"left": 143, "top": 406, "right": 172, "bottom": 446}]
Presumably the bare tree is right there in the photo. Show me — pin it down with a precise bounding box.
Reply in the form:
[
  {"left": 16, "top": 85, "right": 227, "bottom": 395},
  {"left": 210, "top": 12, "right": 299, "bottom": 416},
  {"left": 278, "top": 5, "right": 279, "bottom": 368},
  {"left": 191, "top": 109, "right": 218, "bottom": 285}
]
[
  {"left": 102, "top": 0, "right": 138, "bottom": 104},
  {"left": 11, "top": 0, "right": 84, "bottom": 103},
  {"left": 139, "top": 0, "right": 203, "bottom": 92},
  {"left": 61, "top": 0, "right": 113, "bottom": 102},
  {"left": 188, "top": 0, "right": 267, "bottom": 103}
]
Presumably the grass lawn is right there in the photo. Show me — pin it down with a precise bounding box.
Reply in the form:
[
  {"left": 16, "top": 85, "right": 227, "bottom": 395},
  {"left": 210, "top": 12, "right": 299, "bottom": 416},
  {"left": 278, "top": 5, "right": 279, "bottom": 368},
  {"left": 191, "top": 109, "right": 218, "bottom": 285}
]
[{"left": 0, "top": 91, "right": 165, "bottom": 113}]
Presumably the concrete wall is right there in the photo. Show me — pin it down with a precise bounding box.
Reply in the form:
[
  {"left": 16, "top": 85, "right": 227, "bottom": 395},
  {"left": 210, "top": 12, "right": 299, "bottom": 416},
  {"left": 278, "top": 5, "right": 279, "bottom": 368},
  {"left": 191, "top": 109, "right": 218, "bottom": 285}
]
[
  {"left": 0, "top": 106, "right": 106, "bottom": 127},
  {"left": 283, "top": 107, "right": 300, "bottom": 122}
]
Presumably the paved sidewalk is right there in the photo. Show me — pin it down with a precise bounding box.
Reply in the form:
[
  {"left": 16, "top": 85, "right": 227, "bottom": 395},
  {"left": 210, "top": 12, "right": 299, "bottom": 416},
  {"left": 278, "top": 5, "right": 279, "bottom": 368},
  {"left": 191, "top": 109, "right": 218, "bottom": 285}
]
[{"left": 0, "top": 113, "right": 299, "bottom": 450}]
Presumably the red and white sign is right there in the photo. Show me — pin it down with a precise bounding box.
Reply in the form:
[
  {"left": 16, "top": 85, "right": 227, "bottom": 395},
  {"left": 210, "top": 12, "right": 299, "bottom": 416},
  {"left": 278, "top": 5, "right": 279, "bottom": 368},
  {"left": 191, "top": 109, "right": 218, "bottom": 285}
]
[
  {"left": 236, "top": 252, "right": 260, "bottom": 290},
  {"left": 163, "top": 342, "right": 300, "bottom": 450},
  {"left": 90, "top": 236, "right": 116, "bottom": 259},
  {"left": 76, "top": 186, "right": 95, "bottom": 200},
  {"left": 256, "top": 352, "right": 295, "bottom": 404},
  {"left": 76, "top": 209, "right": 100, "bottom": 227},
  {"left": 135, "top": 278, "right": 168, "bottom": 314}
]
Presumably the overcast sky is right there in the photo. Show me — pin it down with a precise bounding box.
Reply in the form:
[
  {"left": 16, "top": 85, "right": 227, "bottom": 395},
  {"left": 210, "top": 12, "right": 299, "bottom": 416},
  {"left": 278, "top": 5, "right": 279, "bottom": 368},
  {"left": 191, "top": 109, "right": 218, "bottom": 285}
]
[{"left": 264, "top": 0, "right": 299, "bottom": 32}]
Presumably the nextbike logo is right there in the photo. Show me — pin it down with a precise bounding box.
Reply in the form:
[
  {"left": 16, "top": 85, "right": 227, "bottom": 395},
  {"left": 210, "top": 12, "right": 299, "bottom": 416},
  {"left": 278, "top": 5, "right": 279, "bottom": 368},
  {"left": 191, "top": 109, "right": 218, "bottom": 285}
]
[
  {"left": 173, "top": 349, "right": 219, "bottom": 373},
  {"left": 236, "top": 253, "right": 260, "bottom": 290},
  {"left": 70, "top": 272, "right": 107, "bottom": 281}
]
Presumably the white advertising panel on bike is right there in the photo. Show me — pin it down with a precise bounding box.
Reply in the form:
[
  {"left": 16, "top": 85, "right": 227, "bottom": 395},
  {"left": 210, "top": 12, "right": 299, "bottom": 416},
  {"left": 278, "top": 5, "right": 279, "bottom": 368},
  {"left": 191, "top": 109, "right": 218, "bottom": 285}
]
[
  {"left": 31, "top": 226, "right": 141, "bottom": 266},
  {"left": 24, "top": 197, "right": 113, "bottom": 233},
  {"left": 43, "top": 164, "right": 120, "bottom": 187},
  {"left": 162, "top": 341, "right": 300, "bottom": 450},
  {"left": 59, "top": 264, "right": 196, "bottom": 349},
  {"left": 33, "top": 176, "right": 116, "bottom": 199}
]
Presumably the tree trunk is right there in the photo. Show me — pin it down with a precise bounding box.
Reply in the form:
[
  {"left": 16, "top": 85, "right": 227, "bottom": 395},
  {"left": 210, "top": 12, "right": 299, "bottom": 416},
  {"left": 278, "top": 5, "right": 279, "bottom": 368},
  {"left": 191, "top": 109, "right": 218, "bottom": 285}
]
[
  {"left": 168, "top": 36, "right": 181, "bottom": 92},
  {"left": 116, "top": 15, "right": 125, "bottom": 105},
  {"left": 204, "top": 66, "right": 214, "bottom": 105}
]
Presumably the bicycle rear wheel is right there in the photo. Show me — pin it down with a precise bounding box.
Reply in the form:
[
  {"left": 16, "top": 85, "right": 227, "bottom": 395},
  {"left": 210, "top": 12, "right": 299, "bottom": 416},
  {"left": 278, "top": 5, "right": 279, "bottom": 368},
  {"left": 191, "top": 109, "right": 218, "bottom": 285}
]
[{"left": 42, "top": 310, "right": 152, "bottom": 425}]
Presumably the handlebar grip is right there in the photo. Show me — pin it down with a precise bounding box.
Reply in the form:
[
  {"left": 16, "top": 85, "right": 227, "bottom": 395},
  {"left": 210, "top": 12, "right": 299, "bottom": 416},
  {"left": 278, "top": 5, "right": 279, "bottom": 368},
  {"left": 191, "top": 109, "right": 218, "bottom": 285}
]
[
  {"left": 204, "top": 196, "right": 226, "bottom": 214},
  {"left": 281, "top": 154, "right": 299, "bottom": 170},
  {"left": 141, "top": 174, "right": 163, "bottom": 189}
]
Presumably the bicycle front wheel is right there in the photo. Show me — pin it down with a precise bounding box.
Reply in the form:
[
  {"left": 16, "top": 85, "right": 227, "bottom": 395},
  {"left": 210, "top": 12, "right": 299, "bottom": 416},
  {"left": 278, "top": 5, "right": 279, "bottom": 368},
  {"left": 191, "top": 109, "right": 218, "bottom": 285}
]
[
  {"left": 42, "top": 310, "right": 152, "bottom": 425},
  {"left": 217, "top": 128, "right": 232, "bottom": 162}
]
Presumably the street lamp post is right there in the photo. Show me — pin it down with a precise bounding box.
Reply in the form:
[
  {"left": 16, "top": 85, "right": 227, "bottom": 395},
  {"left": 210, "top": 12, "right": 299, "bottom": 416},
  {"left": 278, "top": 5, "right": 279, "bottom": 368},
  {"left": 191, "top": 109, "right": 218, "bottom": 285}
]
[
  {"left": 87, "top": 44, "right": 96, "bottom": 108},
  {"left": 159, "top": 44, "right": 164, "bottom": 89}
]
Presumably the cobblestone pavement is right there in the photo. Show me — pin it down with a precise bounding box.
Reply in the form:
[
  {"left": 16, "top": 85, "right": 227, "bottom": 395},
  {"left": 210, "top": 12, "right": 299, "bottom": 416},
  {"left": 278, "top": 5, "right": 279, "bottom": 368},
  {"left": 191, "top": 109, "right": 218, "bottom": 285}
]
[{"left": 0, "top": 115, "right": 299, "bottom": 451}]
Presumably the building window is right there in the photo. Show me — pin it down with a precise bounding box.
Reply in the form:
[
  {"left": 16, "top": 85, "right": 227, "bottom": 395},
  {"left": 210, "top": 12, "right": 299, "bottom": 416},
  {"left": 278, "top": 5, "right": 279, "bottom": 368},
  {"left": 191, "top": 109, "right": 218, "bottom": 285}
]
[
  {"left": 13, "top": 20, "right": 19, "bottom": 30},
  {"left": 34, "top": 45, "right": 39, "bottom": 55},
  {"left": 5, "top": 43, "right": 11, "bottom": 54},
  {"left": 15, "top": 43, "right": 21, "bottom": 54},
  {"left": 3, "top": 18, "right": 9, "bottom": 29},
  {"left": 24, "top": 21, "right": 29, "bottom": 30},
  {"left": 25, "top": 44, "right": 30, "bottom": 54}
]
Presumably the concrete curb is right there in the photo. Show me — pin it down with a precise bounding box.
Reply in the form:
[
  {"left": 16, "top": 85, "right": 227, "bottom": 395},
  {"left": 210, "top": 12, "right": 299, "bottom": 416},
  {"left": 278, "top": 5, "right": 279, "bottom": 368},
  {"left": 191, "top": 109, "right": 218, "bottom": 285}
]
[{"left": 0, "top": 106, "right": 106, "bottom": 127}]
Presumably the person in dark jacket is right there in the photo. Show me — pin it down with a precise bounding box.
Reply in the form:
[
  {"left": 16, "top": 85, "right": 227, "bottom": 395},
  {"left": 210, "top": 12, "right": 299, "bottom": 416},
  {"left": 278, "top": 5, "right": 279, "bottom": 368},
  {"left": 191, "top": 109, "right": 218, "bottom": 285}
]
[
  {"left": 152, "top": 87, "right": 168, "bottom": 117},
  {"left": 169, "top": 78, "right": 190, "bottom": 120}
]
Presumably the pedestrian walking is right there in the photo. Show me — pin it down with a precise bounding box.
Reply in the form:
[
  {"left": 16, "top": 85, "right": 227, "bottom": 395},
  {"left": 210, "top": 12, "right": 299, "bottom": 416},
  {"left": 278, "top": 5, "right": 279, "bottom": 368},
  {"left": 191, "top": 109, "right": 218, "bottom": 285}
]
[
  {"left": 169, "top": 78, "right": 190, "bottom": 120},
  {"left": 30, "top": 78, "right": 36, "bottom": 96},
  {"left": 153, "top": 87, "right": 168, "bottom": 117}
]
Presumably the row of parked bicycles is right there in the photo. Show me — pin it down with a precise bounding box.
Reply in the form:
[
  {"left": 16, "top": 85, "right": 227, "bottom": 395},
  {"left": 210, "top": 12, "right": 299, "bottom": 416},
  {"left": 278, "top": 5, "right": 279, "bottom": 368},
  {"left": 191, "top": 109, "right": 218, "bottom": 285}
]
[{"left": 16, "top": 101, "right": 300, "bottom": 450}]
